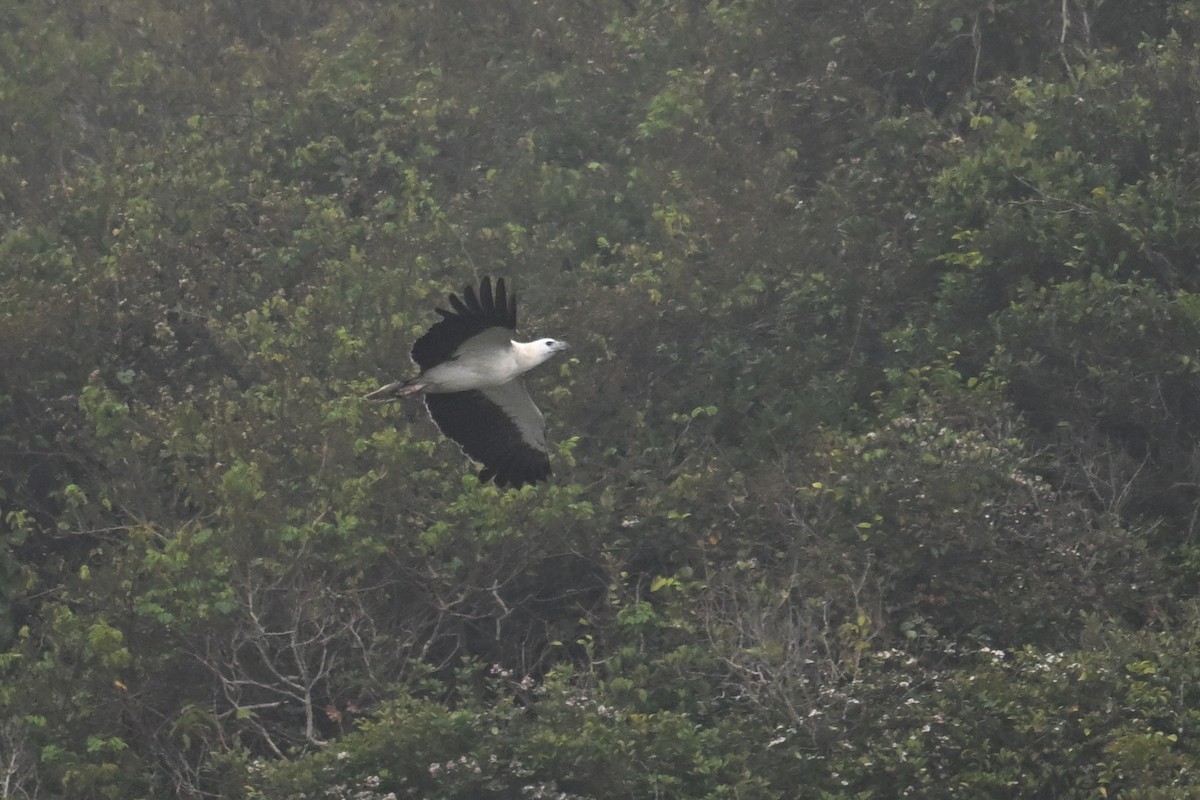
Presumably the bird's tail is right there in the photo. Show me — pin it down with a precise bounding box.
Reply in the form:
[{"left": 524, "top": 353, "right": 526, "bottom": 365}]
[{"left": 364, "top": 379, "right": 424, "bottom": 401}]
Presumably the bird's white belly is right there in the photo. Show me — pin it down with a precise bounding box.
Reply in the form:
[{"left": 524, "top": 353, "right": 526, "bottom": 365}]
[{"left": 422, "top": 353, "right": 520, "bottom": 392}]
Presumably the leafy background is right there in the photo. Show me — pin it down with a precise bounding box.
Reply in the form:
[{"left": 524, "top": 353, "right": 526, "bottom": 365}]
[{"left": 3, "top": 1, "right": 1200, "bottom": 797}]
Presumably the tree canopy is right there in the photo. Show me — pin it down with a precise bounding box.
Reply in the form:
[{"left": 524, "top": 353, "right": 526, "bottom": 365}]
[{"left": 4, "top": 1, "right": 1200, "bottom": 797}]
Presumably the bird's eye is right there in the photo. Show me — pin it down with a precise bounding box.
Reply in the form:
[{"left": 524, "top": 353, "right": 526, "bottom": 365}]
[{"left": 546, "top": 341, "right": 554, "bottom": 347}]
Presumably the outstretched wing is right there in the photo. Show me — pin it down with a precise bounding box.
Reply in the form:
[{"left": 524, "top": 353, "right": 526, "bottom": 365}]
[
  {"left": 423, "top": 380, "right": 551, "bottom": 489},
  {"left": 410, "top": 277, "right": 518, "bottom": 371}
]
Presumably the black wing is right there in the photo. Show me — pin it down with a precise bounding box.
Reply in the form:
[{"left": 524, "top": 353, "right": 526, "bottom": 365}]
[
  {"left": 424, "top": 389, "right": 551, "bottom": 489},
  {"left": 410, "top": 277, "right": 518, "bottom": 371}
]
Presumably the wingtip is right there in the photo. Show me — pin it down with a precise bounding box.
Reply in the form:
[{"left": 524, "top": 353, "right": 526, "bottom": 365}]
[
  {"left": 494, "top": 277, "right": 509, "bottom": 323},
  {"left": 479, "top": 276, "right": 495, "bottom": 312},
  {"left": 462, "top": 281, "right": 484, "bottom": 314},
  {"left": 478, "top": 456, "right": 551, "bottom": 489}
]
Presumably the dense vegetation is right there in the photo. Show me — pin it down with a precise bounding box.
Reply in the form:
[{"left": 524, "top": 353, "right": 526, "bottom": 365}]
[{"left": 3, "top": 0, "right": 1200, "bottom": 797}]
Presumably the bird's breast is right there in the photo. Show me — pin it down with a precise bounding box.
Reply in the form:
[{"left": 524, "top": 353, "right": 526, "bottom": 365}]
[{"left": 420, "top": 352, "right": 522, "bottom": 393}]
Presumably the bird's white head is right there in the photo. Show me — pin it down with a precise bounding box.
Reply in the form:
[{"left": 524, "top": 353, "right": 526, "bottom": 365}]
[
  {"left": 515, "top": 337, "right": 570, "bottom": 369},
  {"left": 539, "top": 338, "right": 571, "bottom": 354}
]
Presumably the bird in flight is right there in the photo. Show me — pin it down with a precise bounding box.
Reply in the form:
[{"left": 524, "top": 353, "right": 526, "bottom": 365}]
[{"left": 365, "top": 277, "right": 570, "bottom": 488}]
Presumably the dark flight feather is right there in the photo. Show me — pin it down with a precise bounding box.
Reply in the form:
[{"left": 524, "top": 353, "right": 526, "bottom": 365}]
[
  {"left": 410, "top": 277, "right": 517, "bottom": 371},
  {"left": 424, "top": 389, "right": 551, "bottom": 488}
]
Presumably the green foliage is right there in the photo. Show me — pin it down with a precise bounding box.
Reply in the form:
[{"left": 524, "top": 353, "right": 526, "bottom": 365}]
[
  {"left": 260, "top": 662, "right": 768, "bottom": 799},
  {"left": 3, "top": 0, "right": 1200, "bottom": 797}
]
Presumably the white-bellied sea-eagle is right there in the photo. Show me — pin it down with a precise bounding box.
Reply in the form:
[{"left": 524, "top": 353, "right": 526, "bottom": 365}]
[{"left": 365, "top": 277, "right": 569, "bottom": 488}]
